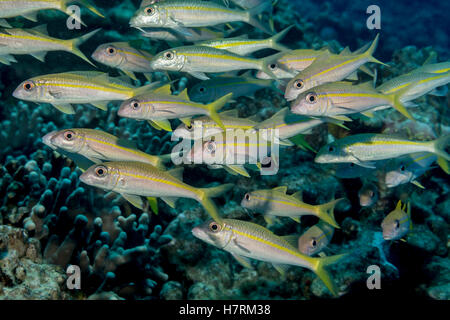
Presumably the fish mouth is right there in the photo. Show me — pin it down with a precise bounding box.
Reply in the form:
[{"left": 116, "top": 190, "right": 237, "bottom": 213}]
[
  {"left": 42, "top": 131, "right": 58, "bottom": 149},
  {"left": 191, "top": 227, "right": 204, "bottom": 239}
]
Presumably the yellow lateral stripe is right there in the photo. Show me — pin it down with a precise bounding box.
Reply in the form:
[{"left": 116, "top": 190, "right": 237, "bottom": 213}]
[
  {"left": 223, "top": 225, "right": 312, "bottom": 262},
  {"left": 351, "top": 140, "right": 424, "bottom": 147},
  {"left": 251, "top": 195, "right": 313, "bottom": 210},
  {"left": 0, "top": 32, "right": 61, "bottom": 44},
  {"left": 35, "top": 82, "right": 131, "bottom": 94},
  {"left": 84, "top": 136, "right": 154, "bottom": 160},
  {"left": 140, "top": 100, "right": 206, "bottom": 109},
  {"left": 119, "top": 171, "right": 195, "bottom": 193},
  {"left": 184, "top": 53, "right": 253, "bottom": 63},
  {"left": 320, "top": 93, "right": 383, "bottom": 99},
  {"left": 118, "top": 49, "right": 152, "bottom": 61},
  {"left": 383, "top": 74, "right": 450, "bottom": 94},
  {"left": 165, "top": 6, "right": 237, "bottom": 14},
  {"left": 309, "top": 55, "right": 362, "bottom": 80},
  {"left": 211, "top": 40, "right": 265, "bottom": 49}
]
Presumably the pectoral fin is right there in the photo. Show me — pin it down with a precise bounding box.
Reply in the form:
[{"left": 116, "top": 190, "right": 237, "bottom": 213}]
[
  {"left": 272, "top": 263, "right": 289, "bottom": 276},
  {"left": 151, "top": 119, "right": 172, "bottom": 132},
  {"left": 30, "top": 51, "right": 47, "bottom": 62},
  {"left": 231, "top": 253, "right": 253, "bottom": 269},
  {"left": 22, "top": 11, "right": 38, "bottom": 22},
  {"left": 410, "top": 180, "right": 425, "bottom": 189},
  {"left": 233, "top": 238, "right": 251, "bottom": 254},
  {"left": 91, "top": 101, "right": 109, "bottom": 111},
  {"left": 226, "top": 165, "right": 250, "bottom": 177},
  {"left": 121, "top": 193, "right": 145, "bottom": 210},
  {"left": 0, "top": 19, "right": 11, "bottom": 28},
  {"left": 52, "top": 103, "right": 75, "bottom": 114},
  {"left": 189, "top": 71, "right": 210, "bottom": 80},
  {"left": 161, "top": 197, "right": 178, "bottom": 208}
]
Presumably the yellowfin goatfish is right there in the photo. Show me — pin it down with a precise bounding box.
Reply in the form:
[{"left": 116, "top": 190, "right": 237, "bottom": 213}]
[
  {"left": 173, "top": 110, "right": 257, "bottom": 140},
  {"left": 408, "top": 61, "right": 450, "bottom": 75},
  {"left": 189, "top": 75, "right": 274, "bottom": 104},
  {"left": 13, "top": 71, "right": 160, "bottom": 114},
  {"left": 291, "top": 81, "right": 414, "bottom": 121},
  {"left": 284, "top": 34, "right": 385, "bottom": 101},
  {"left": 0, "top": 0, "right": 104, "bottom": 28},
  {"left": 130, "top": 0, "right": 273, "bottom": 35},
  {"left": 192, "top": 219, "right": 347, "bottom": 296},
  {"left": 0, "top": 26, "right": 99, "bottom": 66},
  {"left": 118, "top": 84, "right": 233, "bottom": 132},
  {"left": 381, "top": 200, "right": 412, "bottom": 241},
  {"left": 241, "top": 186, "right": 342, "bottom": 228},
  {"left": 196, "top": 26, "right": 292, "bottom": 56},
  {"left": 315, "top": 133, "right": 450, "bottom": 172},
  {"left": 80, "top": 161, "right": 232, "bottom": 223},
  {"left": 91, "top": 41, "right": 154, "bottom": 81},
  {"left": 298, "top": 221, "right": 335, "bottom": 256},
  {"left": 47, "top": 128, "right": 168, "bottom": 170},
  {"left": 384, "top": 152, "right": 437, "bottom": 189},
  {"left": 358, "top": 182, "right": 378, "bottom": 207},
  {"left": 374, "top": 71, "right": 450, "bottom": 111},
  {"left": 150, "top": 45, "right": 281, "bottom": 80}
]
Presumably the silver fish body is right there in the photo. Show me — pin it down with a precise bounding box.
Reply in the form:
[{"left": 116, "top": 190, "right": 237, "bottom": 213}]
[
  {"left": 315, "top": 133, "right": 449, "bottom": 167},
  {"left": 384, "top": 152, "right": 437, "bottom": 188}
]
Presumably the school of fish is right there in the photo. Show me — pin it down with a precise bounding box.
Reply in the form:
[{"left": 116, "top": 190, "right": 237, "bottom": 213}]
[{"left": 3, "top": 0, "right": 449, "bottom": 298}]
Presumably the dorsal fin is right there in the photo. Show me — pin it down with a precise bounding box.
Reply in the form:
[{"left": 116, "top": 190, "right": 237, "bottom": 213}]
[
  {"left": 31, "top": 24, "right": 48, "bottom": 35},
  {"left": 177, "top": 88, "right": 190, "bottom": 100},
  {"left": 423, "top": 52, "right": 437, "bottom": 65},
  {"left": 167, "top": 167, "right": 184, "bottom": 180},
  {"left": 273, "top": 186, "right": 287, "bottom": 193},
  {"left": 292, "top": 190, "right": 303, "bottom": 201},
  {"left": 339, "top": 46, "right": 351, "bottom": 55},
  {"left": 152, "top": 84, "right": 172, "bottom": 95},
  {"left": 358, "top": 81, "right": 375, "bottom": 90},
  {"left": 281, "top": 235, "right": 300, "bottom": 249},
  {"left": 219, "top": 109, "right": 239, "bottom": 117},
  {"left": 395, "top": 200, "right": 402, "bottom": 211}
]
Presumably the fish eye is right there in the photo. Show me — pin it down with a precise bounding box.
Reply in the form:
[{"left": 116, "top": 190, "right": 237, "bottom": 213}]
[
  {"left": 164, "top": 51, "right": 175, "bottom": 60},
  {"left": 294, "top": 79, "right": 304, "bottom": 89},
  {"left": 205, "top": 141, "right": 216, "bottom": 154},
  {"left": 199, "top": 87, "right": 205, "bottom": 93},
  {"left": 209, "top": 221, "right": 221, "bottom": 233},
  {"left": 394, "top": 219, "right": 400, "bottom": 230},
  {"left": 145, "top": 6, "right": 155, "bottom": 15},
  {"left": 186, "top": 124, "right": 193, "bottom": 130},
  {"left": 269, "top": 63, "right": 277, "bottom": 70},
  {"left": 400, "top": 165, "right": 406, "bottom": 171},
  {"left": 306, "top": 92, "right": 317, "bottom": 104},
  {"left": 64, "top": 130, "right": 75, "bottom": 141},
  {"left": 23, "top": 81, "right": 35, "bottom": 92},
  {"left": 130, "top": 100, "right": 140, "bottom": 110},
  {"left": 328, "top": 145, "right": 335, "bottom": 152},
  {"left": 311, "top": 238, "right": 317, "bottom": 247},
  {"left": 106, "top": 46, "right": 116, "bottom": 55},
  {"left": 244, "top": 193, "right": 250, "bottom": 201},
  {"left": 95, "top": 166, "right": 108, "bottom": 177}
]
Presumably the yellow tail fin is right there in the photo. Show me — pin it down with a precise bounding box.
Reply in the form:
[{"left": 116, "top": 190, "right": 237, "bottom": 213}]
[
  {"left": 312, "top": 253, "right": 348, "bottom": 296},
  {"left": 315, "top": 198, "right": 343, "bottom": 229},
  {"left": 206, "top": 93, "right": 233, "bottom": 130},
  {"left": 198, "top": 183, "right": 234, "bottom": 223},
  {"left": 69, "top": 28, "right": 101, "bottom": 67},
  {"left": 364, "top": 34, "right": 388, "bottom": 66},
  {"left": 386, "top": 85, "right": 414, "bottom": 120}
]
